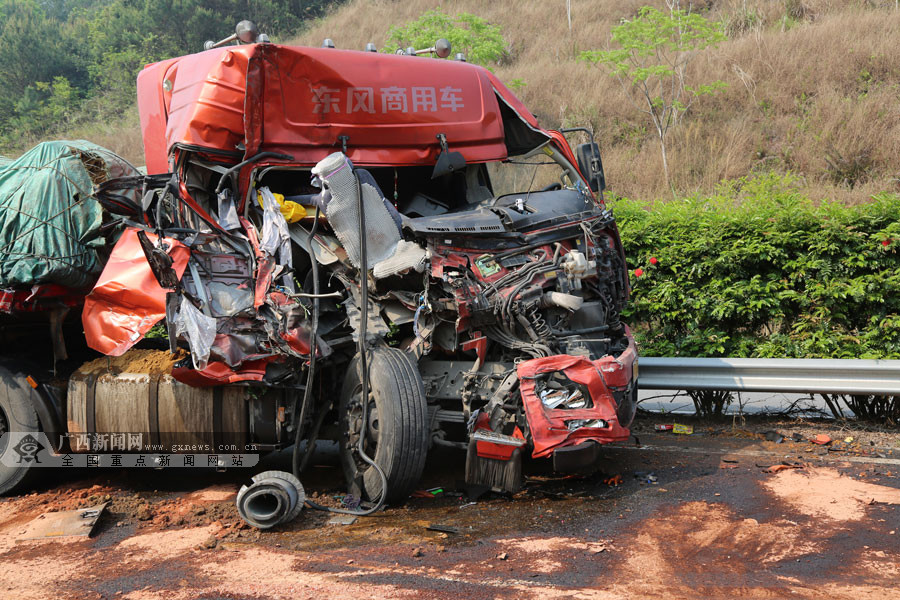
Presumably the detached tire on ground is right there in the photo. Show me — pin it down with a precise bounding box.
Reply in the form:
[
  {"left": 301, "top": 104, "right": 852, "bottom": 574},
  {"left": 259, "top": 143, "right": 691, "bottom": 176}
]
[
  {"left": 0, "top": 364, "right": 41, "bottom": 496},
  {"left": 338, "top": 348, "right": 428, "bottom": 504}
]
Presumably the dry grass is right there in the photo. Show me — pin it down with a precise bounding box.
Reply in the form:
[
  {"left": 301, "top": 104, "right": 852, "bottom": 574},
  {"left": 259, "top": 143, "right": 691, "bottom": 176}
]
[
  {"left": 9, "top": 102, "right": 144, "bottom": 167},
  {"left": 54, "top": 110, "right": 144, "bottom": 168},
  {"left": 292, "top": 0, "right": 900, "bottom": 202},
  {"left": 18, "top": 0, "right": 900, "bottom": 200}
]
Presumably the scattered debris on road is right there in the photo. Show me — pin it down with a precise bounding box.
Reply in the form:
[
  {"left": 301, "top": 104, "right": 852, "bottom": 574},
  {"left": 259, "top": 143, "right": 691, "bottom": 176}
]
[
  {"left": 604, "top": 474, "right": 623, "bottom": 486},
  {"left": 0, "top": 426, "right": 897, "bottom": 599},
  {"left": 17, "top": 502, "right": 108, "bottom": 540},
  {"left": 235, "top": 471, "right": 305, "bottom": 530},
  {"left": 411, "top": 487, "right": 445, "bottom": 499},
  {"left": 425, "top": 524, "right": 459, "bottom": 534},
  {"left": 763, "top": 464, "right": 804, "bottom": 474},
  {"left": 764, "top": 430, "right": 785, "bottom": 443}
]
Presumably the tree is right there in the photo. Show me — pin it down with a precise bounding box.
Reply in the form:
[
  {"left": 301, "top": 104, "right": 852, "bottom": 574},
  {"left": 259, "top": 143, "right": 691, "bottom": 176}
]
[
  {"left": 384, "top": 9, "right": 507, "bottom": 67},
  {"left": 0, "top": 1, "right": 82, "bottom": 100},
  {"left": 580, "top": 6, "right": 726, "bottom": 188},
  {"left": 0, "top": 0, "right": 325, "bottom": 150}
]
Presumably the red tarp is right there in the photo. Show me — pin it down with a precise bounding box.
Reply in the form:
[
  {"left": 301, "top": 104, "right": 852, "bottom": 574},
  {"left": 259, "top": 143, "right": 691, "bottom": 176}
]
[{"left": 82, "top": 228, "right": 189, "bottom": 356}]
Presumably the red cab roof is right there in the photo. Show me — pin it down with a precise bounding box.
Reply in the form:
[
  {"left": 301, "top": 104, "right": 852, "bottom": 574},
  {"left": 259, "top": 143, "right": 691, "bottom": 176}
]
[{"left": 137, "top": 44, "right": 551, "bottom": 174}]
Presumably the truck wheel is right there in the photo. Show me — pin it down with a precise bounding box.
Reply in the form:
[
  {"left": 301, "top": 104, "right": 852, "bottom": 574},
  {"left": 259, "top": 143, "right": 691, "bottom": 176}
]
[
  {"left": 338, "top": 348, "right": 428, "bottom": 505},
  {"left": 0, "top": 365, "right": 41, "bottom": 496}
]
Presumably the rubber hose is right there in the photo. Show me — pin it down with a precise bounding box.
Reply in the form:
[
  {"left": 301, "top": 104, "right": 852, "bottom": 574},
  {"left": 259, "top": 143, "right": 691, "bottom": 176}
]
[
  {"left": 292, "top": 205, "right": 322, "bottom": 479},
  {"left": 305, "top": 166, "right": 388, "bottom": 517}
]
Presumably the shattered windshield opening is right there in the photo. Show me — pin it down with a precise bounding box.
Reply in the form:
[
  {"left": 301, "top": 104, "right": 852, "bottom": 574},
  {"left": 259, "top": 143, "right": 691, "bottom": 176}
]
[{"left": 486, "top": 159, "right": 570, "bottom": 198}]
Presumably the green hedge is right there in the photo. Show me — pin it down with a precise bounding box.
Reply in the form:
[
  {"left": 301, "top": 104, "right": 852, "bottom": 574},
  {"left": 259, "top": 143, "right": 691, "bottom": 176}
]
[{"left": 613, "top": 174, "right": 900, "bottom": 359}]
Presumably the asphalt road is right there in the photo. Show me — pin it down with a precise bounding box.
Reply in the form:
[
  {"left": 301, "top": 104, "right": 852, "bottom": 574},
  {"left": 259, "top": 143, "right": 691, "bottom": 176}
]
[{"left": 1, "top": 425, "right": 898, "bottom": 599}]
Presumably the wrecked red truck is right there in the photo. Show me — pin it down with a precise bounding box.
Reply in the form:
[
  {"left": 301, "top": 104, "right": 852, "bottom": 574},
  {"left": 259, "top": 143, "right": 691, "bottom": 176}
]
[{"left": 0, "top": 26, "right": 637, "bottom": 509}]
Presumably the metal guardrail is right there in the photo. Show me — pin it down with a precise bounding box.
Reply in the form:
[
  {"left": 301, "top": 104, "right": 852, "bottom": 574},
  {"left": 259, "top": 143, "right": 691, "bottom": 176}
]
[{"left": 638, "top": 357, "right": 900, "bottom": 396}]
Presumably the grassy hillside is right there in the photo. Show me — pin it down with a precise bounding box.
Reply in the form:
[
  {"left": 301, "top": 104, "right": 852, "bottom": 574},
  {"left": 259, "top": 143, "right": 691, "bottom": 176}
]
[
  {"left": 37, "top": 102, "right": 145, "bottom": 168},
  {"left": 292, "top": 0, "right": 900, "bottom": 203},
  {"left": 39, "top": 0, "right": 900, "bottom": 202}
]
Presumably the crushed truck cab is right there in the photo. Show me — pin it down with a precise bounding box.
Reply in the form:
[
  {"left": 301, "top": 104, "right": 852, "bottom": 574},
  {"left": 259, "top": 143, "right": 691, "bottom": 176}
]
[{"left": 0, "top": 37, "right": 636, "bottom": 501}]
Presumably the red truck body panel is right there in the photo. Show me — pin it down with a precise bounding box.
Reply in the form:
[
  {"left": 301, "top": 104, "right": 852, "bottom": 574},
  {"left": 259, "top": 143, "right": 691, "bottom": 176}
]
[{"left": 138, "top": 44, "right": 551, "bottom": 173}]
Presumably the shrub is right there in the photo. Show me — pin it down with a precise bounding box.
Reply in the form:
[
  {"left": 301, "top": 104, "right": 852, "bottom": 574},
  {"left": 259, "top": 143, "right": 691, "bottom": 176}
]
[
  {"left": 614, "top": 173, "right": 900, "bottom": 422},
  {"left": 383, "top": 9, "right": 508, "bottom": 66},
  {"left": 615, "top": 173, "right": 900, "bottom": 359},
  {"left": 821, "top": 394, "right": 899, "bottom": 426},
  {"left": 689, "top": 390, "right": 734, "bottom": 419}
]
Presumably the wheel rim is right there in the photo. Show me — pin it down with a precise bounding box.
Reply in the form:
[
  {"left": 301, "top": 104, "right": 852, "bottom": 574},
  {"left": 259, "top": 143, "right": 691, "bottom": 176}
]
[
  {"left": 346, "top": 386, "right": 379, "bottom": 472},
  {"left": 0, "top": 403, "right": 8, "bottom": 455}
]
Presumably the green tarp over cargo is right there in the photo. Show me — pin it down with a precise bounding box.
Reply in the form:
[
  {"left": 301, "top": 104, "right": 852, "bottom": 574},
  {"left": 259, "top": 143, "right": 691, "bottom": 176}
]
[{"left": 0, "top": 141, "right": 140, "bottom": 290}]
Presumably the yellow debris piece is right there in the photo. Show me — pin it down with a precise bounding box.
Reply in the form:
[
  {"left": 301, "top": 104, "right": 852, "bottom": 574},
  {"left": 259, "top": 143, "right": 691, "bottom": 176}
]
[
  {"left": 673, "top": 423, "right": 694, "bottom": 435},
  {"left": 257, "top": 191, "right": 307, "bottom": 223}
]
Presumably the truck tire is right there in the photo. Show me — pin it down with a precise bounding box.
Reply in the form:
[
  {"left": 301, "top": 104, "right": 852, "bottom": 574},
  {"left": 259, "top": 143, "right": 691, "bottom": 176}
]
[
  {"left": 0, "top": 365, "right": 42, "bottom": 496},
  {"left": 338, "top": 348, "right": 428, "bottom": 505}
]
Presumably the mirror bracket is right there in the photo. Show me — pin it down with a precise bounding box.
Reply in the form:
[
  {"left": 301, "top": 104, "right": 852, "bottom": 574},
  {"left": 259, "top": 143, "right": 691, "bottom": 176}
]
[{"left": 432, "top": 134, "right": 467, "bottom": 179}]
